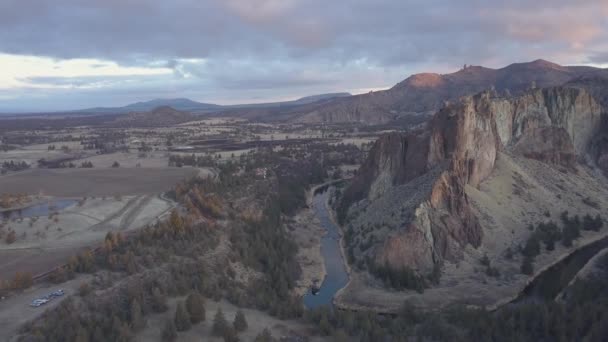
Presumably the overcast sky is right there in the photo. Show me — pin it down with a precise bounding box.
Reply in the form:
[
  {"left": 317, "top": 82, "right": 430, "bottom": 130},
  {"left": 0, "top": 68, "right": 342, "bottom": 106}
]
[{"left": 1, "top": 0, "right": 607, "bottom": 112}]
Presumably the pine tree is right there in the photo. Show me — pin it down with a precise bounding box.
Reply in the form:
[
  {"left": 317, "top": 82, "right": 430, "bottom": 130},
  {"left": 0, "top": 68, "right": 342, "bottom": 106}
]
[
  {"left": 74, "top": 326, "right": 89, "bottom": 342},
  {"left": 223, "top": 326, "right": 240, "bottom": 342},
  {"left": 254, "top": 328, "right": 276, "bottom": 342},
  {"left": 161, "top": 319, "right": 177, "bottom": 342},
  {"left": 174, "top": 302, "right": 192, "bottom": 331},
  {"left": 333, "top": 329, "right": 349, "bottom": 342},
  {"left": 521, "top": 256, "right": 534, "bottom": 275},
  {"left": 130, "top": 299, "right": 145, "bottom": 331},
  {"left": 233, "top": 309, "right": 248, "bottom": 332},
  {"left": 212, "top": 308, "right": 229, "bottom": 337},
  {"left": 151, "top": 287, "right": 168, "bottom": 313},
  {"left": 185, "top": 292, "right": 205, "bottom": 324}
]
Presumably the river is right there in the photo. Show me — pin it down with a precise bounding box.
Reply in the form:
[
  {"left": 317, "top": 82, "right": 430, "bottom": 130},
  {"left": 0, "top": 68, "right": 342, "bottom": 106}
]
[
  {"left": 514, "top": 234, "right": 608, "bottom": 303},
  {"left": 303, "top": 187, "right": 349, "bottom": 309}
]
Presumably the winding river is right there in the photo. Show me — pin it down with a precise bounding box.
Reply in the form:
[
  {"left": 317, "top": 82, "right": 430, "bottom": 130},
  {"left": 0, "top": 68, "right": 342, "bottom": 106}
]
[
  {"left": 300, "top": 185, "right": 608, "bottom": 311},
  {"left": 303, "top": 187, "right": 349, "bottom": 309},
  {"left": 514, "top": 234, "right": 608, "bottom": 303}
]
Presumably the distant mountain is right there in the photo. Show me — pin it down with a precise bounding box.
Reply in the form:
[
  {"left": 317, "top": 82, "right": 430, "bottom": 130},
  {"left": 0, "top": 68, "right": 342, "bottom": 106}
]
[
  {"left": 289, "top": 59, "right": 607, "bottom": 124},
  {"left": 111, "top": 106, "right": 195, "bottom": 127},
  {"left": 79, "top": 98, "right": 221, "bottom": 114},
  {"left": 290, "top": 92, "right": 352, "bottom": 105},
  {"left": 68, "top": 93, "right": 352, "bottom": 116},
  {"left": 219, "top": 92, "right": 352, "bottom": 109}
]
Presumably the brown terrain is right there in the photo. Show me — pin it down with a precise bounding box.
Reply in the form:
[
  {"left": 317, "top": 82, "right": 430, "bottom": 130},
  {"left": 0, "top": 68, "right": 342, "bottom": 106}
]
[
  {"left": 336, "top": 82, "right": 608, "bottom": 311},
  {"left": 289, "top": 59, "right": 607, "bottom": 124},
  {"left": 112, "top": 106, "right": 195, "bottom": 127}
]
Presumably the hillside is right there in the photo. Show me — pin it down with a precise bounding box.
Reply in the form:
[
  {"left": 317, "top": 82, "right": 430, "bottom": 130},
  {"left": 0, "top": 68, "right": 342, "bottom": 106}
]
[
  {"left": 290, "top": 59, "right": 606, "bottom": 124},
  {"left": 64, "top": 93, "right": 352, "bottom": 117},
  {"left": 79, "top": 98, "right": 221, "bottom": 114},
  {"left": 335, "top": 84, "right": 608, "bottom": 311},
  {"left": 111, "top": 106, "right": 195, "bottom": 127}
]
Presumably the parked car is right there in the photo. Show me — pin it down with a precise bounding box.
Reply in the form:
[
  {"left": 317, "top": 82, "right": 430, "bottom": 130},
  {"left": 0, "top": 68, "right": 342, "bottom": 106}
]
[
  {"left": 30, "top": 299, "right": 49, "bottom": 307},
  {"left": 50, "top": 289, "right": 64, "bottom": 297}
]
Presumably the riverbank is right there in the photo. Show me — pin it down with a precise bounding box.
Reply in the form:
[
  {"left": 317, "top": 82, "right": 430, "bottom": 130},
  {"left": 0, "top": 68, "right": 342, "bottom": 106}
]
[{"left": 291, "top": 184, "right": 329, "bottom": 297}]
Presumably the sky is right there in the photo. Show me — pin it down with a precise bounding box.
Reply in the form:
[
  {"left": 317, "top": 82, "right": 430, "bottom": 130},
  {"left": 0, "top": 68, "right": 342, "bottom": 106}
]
[{"left": 0, "top": 0, "right": 607, "bottom": 112}]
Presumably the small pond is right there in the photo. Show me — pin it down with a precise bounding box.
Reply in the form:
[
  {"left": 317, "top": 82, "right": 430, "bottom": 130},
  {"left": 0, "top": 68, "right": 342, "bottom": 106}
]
[{"left": 1, "top": 199, "right": 77, "bottom": 220}]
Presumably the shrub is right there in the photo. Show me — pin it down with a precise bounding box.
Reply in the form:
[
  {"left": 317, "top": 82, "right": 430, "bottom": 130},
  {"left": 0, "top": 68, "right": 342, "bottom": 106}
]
[
  {"left": 521, "top": 256, "right": 534, "bottom": 275},
  {"left": 212, "top": 308, "right": 229, "bottom": 337},
  {"left": 174, "top": 302, "right": 191, "bottom": 331},
  {"left": 185, "top": 293, "right": 205, "bottom": 324},
  {"left": 233, "top": 309, "right": 248, "bottom": 332},
  {"left": 161, "top": 319, "right": 177, "bottom": 342}
]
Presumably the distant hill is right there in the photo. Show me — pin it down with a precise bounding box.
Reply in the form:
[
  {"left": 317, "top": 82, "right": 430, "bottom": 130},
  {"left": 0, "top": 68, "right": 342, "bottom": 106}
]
[
  {"left": 111, "top": 106, "right": 195, "bottom": 127},
  {"left": 79, "top": 98, "right": 221, "bottom": 114},
  {"left": 70, "top": 93, "right": 352, "bottom": 116},
  {"left": 289, "top": 59, "right": 607, "bottom": 124}
]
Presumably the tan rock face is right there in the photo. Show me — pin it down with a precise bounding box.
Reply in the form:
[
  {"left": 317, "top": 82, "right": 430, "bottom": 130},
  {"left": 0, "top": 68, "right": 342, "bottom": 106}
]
[{"left": 346, "top": 86, "right": 606, "bottom": 274}]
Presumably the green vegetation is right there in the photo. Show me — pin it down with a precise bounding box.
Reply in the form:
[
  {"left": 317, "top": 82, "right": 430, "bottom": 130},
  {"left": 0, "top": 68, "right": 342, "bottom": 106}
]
[
  {"left": 161, "top": 319, "right": 177, "bottom": 342},
  {"left": 212, "top": 308, "right": 229, "bottom": 337},
  {"left": 185, "top": 293, "right": 206, "bottom": 324},
  {"left": 368, "top": 261, "right": 428, "bottom": 292},
  {"left": 233, "top": 309, "right": 248, "bottom": 332},
  {"left": 520, "top": 213, "right": 603, "bottom": 275},
  {"left": 305, "top": 266, "right": 608, "bottom": 341},
  {"left": 174, "top": 302, "right": 191, "bottom": 332},
  {"left": 254, "top": 328, "right": 276, "bottom": 342}
]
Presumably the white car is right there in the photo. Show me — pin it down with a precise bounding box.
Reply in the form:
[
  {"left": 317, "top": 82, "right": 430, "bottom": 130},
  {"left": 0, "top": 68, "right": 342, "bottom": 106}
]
[{"left": 30, "top": 298, "right": 49, "bottom": 307}]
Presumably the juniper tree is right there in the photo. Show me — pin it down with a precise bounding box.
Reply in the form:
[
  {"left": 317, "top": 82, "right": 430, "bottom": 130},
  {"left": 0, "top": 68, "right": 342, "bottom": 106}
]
[
  {"left": 185, "top": 292, "right": 205, "bottom": 324},
  {"left": 212, "top": 308, "right": 229, "bottom": 337},
  {"left": 174, "top": 302, "right": 191, "bottom": 332},
  {"left": 233, "top": 309, "right": 248, "bottom": 332}
]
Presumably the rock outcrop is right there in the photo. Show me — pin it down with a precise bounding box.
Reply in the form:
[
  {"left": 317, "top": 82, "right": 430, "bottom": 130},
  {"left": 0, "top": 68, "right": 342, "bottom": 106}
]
[{"left": 342, "top": 86, "right": 606, "bottom": 275}]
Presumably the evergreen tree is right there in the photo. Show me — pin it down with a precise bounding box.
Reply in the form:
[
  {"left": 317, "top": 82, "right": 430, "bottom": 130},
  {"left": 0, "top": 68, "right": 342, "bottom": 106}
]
[
  {"left": 74, "top": 327, "right": 89, "bottom": 342},
  {"left": 223, "top": 326, "right": 240, "bottom": 342},
  {"left": 233, "top": 309, "right": 248, "bottom": 332},
  {"left": 212, "top": 308, "right": 229, "bottom": 337},
  {"left": 333, "top": 329, "right": 349, "bottom": 342},
  {"left": 174, "top": 302, "right": 192, "bottom": 332},
  {"left": 151, "top": 287, "right": 168, "bottom": 313},
  {"left": 185, "top": 292, "right": 205, "bottom": 324},
  {"left": 161, "top": 319, "right": 177, "bottom": 342},
  {"left": 254, "top": 328, "right": 276, "bottom": 342},
  {"left": 130, "top": 299, "right": 146, "bottom": 331},
  {"left": 521, "top": 256, "right": 534, "bottom": 275}
]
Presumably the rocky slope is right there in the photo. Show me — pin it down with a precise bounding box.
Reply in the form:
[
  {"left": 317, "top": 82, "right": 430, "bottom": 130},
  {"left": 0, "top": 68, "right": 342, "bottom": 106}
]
[
  {"left": 292, "top": 60, "right": 606, "bottom": 124},
  {"left": 340, "top": 85, "right": 607, "bottom": 276}
]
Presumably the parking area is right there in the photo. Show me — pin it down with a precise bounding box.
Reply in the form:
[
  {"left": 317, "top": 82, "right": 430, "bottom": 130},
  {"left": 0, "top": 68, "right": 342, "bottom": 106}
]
[{"left": 29, "top": 289, "right": 64, "bottom": 307}]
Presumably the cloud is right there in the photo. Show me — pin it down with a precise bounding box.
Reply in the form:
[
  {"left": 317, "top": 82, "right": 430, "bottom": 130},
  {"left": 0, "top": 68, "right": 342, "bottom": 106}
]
[{"left": 0, "top": 0, "right": 606, "bottom": 111}]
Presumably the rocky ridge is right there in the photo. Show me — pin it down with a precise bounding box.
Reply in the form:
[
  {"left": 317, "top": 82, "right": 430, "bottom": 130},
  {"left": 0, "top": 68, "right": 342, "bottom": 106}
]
[
  {"left": 341, "top": 85, "right": 607, "bottom": 275},
  {"left": 292, "top": 60, "right": 606, "bottom": 124}
]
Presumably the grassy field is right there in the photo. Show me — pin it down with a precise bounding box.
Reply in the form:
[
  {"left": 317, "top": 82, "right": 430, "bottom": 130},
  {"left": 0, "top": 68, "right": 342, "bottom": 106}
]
[{"left": 0, "top": 168, "right": 198, "bottom": 197}]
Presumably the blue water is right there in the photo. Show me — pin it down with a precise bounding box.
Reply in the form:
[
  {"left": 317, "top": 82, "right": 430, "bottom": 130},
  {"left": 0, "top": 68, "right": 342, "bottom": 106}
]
[
  {"left": 2, "top": 199, "right": 77, "bottom": 220},
  {"left": 303, "top": 189, "right": 349, "bottom": 309}
]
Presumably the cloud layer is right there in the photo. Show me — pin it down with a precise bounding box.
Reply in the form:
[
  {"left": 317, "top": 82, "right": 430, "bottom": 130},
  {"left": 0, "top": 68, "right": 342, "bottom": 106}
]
[{"left": 1, "top": 0, "right": 607, "bottom": 111}]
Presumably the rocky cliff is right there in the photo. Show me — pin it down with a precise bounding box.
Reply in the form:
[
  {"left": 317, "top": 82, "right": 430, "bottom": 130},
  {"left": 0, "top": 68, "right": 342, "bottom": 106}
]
[{"left": 341, "top": 86, "right": 606, "bottom": 275}]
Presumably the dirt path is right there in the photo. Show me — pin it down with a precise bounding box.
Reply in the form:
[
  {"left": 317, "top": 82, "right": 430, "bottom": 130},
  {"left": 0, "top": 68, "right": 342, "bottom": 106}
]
[
  {"left": 119, "top": 194, "right": 154, "bottom": 230},
  {"left": 90, "top": 196, "right": 142, "bottom": 231}
]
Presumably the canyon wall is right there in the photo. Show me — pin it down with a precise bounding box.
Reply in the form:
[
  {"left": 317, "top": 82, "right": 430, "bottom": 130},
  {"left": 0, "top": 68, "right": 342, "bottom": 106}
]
[{"left": 344, "top": 86, "right": 606, "bottom": 274}]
